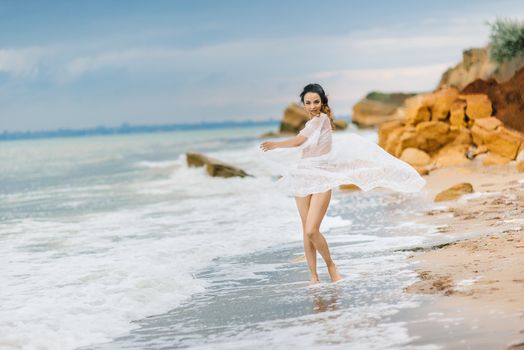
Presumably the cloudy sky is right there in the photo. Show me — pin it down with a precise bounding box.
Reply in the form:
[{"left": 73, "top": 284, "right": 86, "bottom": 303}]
[{"left": 1, "top": 0, "right": 523, "bottom": 132}]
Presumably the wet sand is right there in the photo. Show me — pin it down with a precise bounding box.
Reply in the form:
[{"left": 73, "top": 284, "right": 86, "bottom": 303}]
[{"left": 405, "top": 160, "right": 524, "bottom": 349}]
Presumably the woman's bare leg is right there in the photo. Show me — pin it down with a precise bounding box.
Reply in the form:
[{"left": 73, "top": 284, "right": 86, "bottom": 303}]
[
  {"left": 305, "top": 190, "right": 342, "bottom": 282},
  {"left": 295, "top": 195, "right": 318, "bottom": 283}
]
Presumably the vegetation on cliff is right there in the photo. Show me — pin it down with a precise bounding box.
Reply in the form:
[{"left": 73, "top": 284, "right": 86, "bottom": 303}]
[{"left": 488, "top": 18, "right": 524, "bottom": 63}]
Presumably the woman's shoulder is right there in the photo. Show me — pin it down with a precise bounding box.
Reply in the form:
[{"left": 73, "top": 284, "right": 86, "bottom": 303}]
[{"left": 308, "top": 113, "right": 328, "bottom": 122}]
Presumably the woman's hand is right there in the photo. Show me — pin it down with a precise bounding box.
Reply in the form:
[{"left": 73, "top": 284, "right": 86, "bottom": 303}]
[{"left": 259, "top": 141, "right": 278, "bottom": 152}]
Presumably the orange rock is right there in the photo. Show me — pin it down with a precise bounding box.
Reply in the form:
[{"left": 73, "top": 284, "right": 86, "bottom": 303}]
[
  {"left": 405, "top": 95, "right": 430, "bottom": 126},
  {"left": 352, "top": 99, "right": 399, "bottom": 127},
  {"left": 448, "top": 126, "right": 472, "bottom": 146},
  {"left": 434, "top": 183, "right": 474, "bottom": 202},
  {"left": 415, "top": 121, "right": 450, "bottom": 153},
  {"left": 384, "top": 126, "right": 406, "bottom": 155},
  {"left": 474, "top": 117, "right": 502, "bottom": 131},
  {"left": 517, "top": 161, "right": 524, "bottom": 172},
  {"left": 333, "top": 119, "right": 348, "bottom": 130},
  {"left": 394, "top": 128, "right": 419, "bottom": 157},
  {"left": 433, "top": 145, "right": 470, "bottom": 168},
  {"left": 400, "top": 148, "right": 431, "bottom": 166},
  {"left": 462, "top": 66, "right": 524, "bottom": 133},
  {"left": 280, "top": 103, "right": 310, "bottom": 133},
  {"left": 471, "top": 124, "right": 490, "bottom": 145},
  {"left": 484, "top": 126, "right": 524, "bottom": 159},
  {"left": 413, "top": 165, "right": 430, "bottom": 175},
  {"left": 339, "top": 184, "right": 361, "bottom": 191},
  {"left": 378, "top": 120, "right": 403, "bottom": 148},
  {"left": 463, "top": 94, "right": 492, "bottom": 120},
  {"left": 482, "top": 152, "right": 512, "bottom": 166},
  {"left": 449, "top": 99, "right": 467, "bottom": 127},
  {"left": 426, "top": 87, "right": 460, "bottom": 121}
]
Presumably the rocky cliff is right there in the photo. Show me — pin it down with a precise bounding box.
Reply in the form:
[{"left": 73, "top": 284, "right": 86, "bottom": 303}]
[{"left": 438, "top": 47, "right": 524, "bottom": 90}]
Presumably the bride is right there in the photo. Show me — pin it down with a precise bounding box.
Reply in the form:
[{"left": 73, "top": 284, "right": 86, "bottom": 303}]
[{"left": 259, "top": 83, "right": 425, "bottom": 283}]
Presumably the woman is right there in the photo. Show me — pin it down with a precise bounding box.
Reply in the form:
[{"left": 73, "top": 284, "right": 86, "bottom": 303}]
[{"left": 259, "top": 83, "right": 425, "bottom": 284}]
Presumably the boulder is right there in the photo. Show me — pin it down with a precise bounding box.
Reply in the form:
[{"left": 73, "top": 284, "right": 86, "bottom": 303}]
[
  {"left": 394, "top": 127, "right": 418, "bottom": 157},
  {"left": 433, "top": 144, "right": 470, "bottom": 168},
  {"left": 186, "top": 152, "right": 251, "bottom": 178},
  {"left": 352, "top": 99, "right": 398, "bottom": 127},
  {"left": 449, "top": 99, "right": 467, "bottom": 127},
  {"left": 425, "top": 87, "right": 460, "bottom": 121},
  {"left": 473, "top": 117, "right": 502, "bottom": 131},
  {"left": 352, "top": 92, "right": 416, "bottom": 127},
  {"left": 447, "top": 126, "right": 472, "bottom": 146},
  {"left": 378, "top": 120, "right": 403, "bottom": 148},
  {"left": 462, "top": 67, "right": 524, "bottom": 133},
  {"left": 470, "top": 124, "right": 491, "bottom": 146},
  {"left": 206, "top": 162, "right": 251, "bottom": 178},
  {"left": 384, "top": 125, "right": 406, "bottom": 155},
  {"left": 405, "top": 95, "right": 430, "bottom": 126},
  {"left": 482, "top": 152, "right": 512, "bottom": 166},
  {"left": 280, "top": 103, "right": 309, "bottom": 133},
  {"left": 186, "top": 152, "right": 210, "bottom": 167},
  {"left": 516, "top": 161, "right": 524, "bottom": 172},
  {"left": 483, "top": 126, "right": 524, "bottom": 159},
  {"left": 339, "top": 184, "right": 361, "bottom": 191},
  {"left": 434, "top": 183, "right": 474, "bottom": 202},
  {"left": 463, "top": 94, "right": 492, "bottom": 121},
  {"left": 415, "top": 121, "right": 450, "bottom": 153},
  {"left": 333, "top": 119, "right": 348, "bottom": 130},
  {"left": 400, "top": 148, "right": 431, "bottom": 166}
]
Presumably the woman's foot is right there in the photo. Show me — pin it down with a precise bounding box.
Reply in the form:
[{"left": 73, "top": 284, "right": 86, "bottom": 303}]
[
  {"left": 310, "top": 274, "right": 320, "bottom": 284},
  {"left": 327, "top": 263, "right": 342, "bottom": 282}
]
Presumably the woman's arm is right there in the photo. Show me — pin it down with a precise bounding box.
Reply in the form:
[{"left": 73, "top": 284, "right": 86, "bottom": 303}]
[
  {"left": 260, "top": 135, "right": 307, "bottom": 152},
  {"left": 260, "top": 117, "right": 323, "bottom": 152}
]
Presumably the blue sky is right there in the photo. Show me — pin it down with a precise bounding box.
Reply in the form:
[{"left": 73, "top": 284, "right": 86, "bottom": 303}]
[{"left": 1, "top": 0, "right": 523, "bottom": 132}]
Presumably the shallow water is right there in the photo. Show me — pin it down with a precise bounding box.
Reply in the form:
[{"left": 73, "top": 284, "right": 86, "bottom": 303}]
[{"left": 0, "top": 126, "right": 445, "bottom": 350}]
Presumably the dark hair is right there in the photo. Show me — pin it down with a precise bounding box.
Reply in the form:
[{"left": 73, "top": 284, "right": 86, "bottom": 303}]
[{"left": 299, "top": 83, "right": 335, "bottom": 130}]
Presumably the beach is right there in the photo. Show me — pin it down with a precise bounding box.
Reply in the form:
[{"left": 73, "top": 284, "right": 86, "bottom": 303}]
[
  {"left": 404, "top": 161, "right": 524, "bottom": 350},
  {"left": 1, "top": 126, "right": 523, "bottom": 349}
]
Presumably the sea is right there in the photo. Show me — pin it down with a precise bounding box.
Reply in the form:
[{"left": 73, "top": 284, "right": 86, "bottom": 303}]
[{"left": 0, "top": 124, "right": 447, "bottom": 350}]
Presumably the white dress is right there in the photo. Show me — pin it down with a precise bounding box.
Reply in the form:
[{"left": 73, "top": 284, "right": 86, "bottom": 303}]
[{"left": 258, "top": 113, "right": 426, "bottom": 197}]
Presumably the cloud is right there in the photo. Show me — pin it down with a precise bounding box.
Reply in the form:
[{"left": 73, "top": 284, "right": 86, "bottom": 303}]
[
  {"left": 0, "top": 48, "right": 46, "bottom": 77},
  {"left": 308, "top": 63, "right": 453, "bottom": 113},
  {"left": 63, "top": 48, "right": 182, "bottom": 80},
  {"left": 50, "top": 28, "right": 482, "bottom": 82}
]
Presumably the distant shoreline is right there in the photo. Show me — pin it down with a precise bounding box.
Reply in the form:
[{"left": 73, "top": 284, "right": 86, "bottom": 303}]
[{"left": 0, "top": 119, "right": 282, "bottom": 142}]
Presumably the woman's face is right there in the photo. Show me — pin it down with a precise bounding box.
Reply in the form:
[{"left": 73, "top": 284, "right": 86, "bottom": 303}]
[{"left": 303, "top": 92, "right": 322, "bottom": 117}]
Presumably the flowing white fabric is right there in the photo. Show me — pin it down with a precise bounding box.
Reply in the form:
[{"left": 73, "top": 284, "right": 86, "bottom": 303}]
[{"left": 258, "top": 113, "right": 426, "bottom": 197}]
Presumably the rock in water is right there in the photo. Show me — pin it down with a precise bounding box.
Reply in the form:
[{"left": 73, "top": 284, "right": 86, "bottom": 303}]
[
  {"left": 186, "top": 152, "right": 251, "bottom": 178},
  {"left": 206, "top": 163, "right": 250, "bottom": 178}
]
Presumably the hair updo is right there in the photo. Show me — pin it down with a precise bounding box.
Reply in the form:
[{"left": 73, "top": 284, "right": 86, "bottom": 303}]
[{"left": 299, "top": 83, "right": 335, "bottom": 130}]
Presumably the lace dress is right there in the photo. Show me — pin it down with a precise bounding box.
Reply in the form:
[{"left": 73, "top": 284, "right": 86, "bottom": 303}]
[{"left": 258, "top": 113, "right": 426, "bottom": 197}]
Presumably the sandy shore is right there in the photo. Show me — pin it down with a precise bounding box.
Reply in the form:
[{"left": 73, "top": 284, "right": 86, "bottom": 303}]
[{"left": 405, "top": 159, "right": 524, "bottom": 349}]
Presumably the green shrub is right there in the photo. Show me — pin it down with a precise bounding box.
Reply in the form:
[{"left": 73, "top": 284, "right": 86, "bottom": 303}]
[{"left": 488, "top": 18, "right": 524, "bottom": 63}]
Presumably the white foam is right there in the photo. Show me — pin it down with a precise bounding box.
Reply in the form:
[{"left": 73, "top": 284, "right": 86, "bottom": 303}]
[
  {"left": 0, "top": 164, "right": 311, "bottom": 350},
  {"left": 133, "top": 160, "right": 183, "bottom": 168},
  {"left": 0, "top": 127, "right": 439, "bottom": 350}
]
